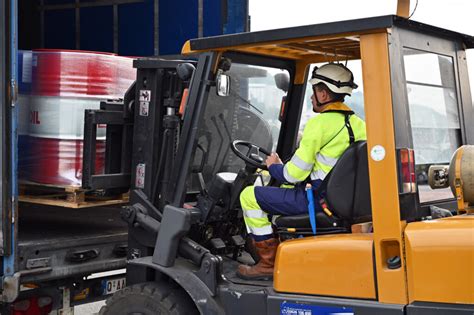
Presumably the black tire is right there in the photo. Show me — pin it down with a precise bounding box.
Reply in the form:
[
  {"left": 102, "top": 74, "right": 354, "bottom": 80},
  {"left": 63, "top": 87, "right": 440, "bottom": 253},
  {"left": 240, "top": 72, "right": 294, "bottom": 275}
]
[{"left": 99, "top": 282, "right": 198, "bottom": 315}]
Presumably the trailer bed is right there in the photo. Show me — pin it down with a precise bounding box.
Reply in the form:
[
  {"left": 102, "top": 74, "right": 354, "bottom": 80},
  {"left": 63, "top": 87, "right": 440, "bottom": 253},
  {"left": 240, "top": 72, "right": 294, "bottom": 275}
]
[{"left": 17, "top": 204, "right": 127, "bottom": 284}]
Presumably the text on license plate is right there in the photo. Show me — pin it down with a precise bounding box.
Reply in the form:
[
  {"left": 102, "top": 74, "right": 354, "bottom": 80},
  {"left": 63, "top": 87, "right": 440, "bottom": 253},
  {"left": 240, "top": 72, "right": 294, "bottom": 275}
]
[{"left": 102, "top": 277, "right": 126, "bottom": 295}]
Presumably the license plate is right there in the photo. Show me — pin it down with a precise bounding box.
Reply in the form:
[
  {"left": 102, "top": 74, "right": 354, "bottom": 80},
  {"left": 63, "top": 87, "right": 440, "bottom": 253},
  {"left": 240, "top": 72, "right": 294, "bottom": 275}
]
[{"left": 102, "top": 277, "right": 126, "bottom": 295}]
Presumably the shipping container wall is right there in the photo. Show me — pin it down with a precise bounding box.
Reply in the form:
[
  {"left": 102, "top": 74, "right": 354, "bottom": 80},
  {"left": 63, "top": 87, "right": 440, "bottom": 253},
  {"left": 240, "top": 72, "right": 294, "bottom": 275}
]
[{"left": 19, "top": 0, "right": 249, "bottom": 56}]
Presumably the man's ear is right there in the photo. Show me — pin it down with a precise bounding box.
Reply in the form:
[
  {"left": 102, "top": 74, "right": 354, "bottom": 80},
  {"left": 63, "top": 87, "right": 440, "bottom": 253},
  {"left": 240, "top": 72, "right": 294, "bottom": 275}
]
[{"left": 320, "top": 89, "right": 329, "bottom": 102}]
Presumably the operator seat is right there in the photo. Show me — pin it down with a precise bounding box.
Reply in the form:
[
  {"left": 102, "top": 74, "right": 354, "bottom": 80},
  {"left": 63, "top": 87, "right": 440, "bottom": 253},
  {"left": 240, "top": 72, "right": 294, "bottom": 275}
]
[{"left": 274, "top": 141, "right": 372, "bottom": 235}]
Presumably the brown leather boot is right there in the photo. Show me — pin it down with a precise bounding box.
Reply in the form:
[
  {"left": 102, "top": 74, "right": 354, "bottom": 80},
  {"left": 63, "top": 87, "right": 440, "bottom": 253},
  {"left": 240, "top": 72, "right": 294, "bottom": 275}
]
[{"left": 237, "top": 238, "right": 279, "bottom": 280}]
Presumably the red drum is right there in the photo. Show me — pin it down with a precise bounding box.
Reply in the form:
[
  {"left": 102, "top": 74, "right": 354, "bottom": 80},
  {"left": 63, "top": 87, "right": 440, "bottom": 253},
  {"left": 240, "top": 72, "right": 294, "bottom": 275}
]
[
  {"left": 116, "top": 56, "right": 136, "bottom": 97},
  {"left": 26, "top": 138, "right": 106, "bottom": 186},
  {"left": 22, "top": 50, "right": 136, "bottom": 186},
  {"left": 31, "top": 49, "right": 120, "bottom": 98}
]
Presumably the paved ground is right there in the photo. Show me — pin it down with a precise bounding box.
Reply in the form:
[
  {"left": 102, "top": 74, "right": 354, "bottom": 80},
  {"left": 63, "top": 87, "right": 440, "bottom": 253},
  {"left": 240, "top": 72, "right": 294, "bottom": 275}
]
[{"left": 75, "top": 301, "right": 105, "bottom": 315}]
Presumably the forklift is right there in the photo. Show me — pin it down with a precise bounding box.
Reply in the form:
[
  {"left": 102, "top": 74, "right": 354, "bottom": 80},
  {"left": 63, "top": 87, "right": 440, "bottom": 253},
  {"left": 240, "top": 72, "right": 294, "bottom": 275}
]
[{"left": 81, "top": 1, "right": 474, "bottom": 314}]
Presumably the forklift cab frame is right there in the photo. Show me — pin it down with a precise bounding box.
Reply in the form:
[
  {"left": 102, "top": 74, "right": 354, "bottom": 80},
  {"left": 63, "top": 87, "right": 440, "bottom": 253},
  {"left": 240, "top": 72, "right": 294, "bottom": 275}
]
[{"left": 120, "top": 15, "right": 474, "bottom": 315}]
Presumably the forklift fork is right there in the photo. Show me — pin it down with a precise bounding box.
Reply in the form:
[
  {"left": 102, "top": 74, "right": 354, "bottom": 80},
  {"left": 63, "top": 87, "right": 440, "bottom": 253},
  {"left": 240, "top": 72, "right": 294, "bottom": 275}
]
[{"left": 82, "top": 83, "right": 135, "bottom": 192}]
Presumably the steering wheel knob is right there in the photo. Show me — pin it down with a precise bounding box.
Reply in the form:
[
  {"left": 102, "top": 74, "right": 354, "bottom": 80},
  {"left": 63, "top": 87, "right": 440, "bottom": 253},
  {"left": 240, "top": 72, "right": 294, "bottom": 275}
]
[
  {"left": 249, "top": 153, "right": 264, "bottom": 164},
  {"left": 231, "top": 140, "right": 271, "bottom": 170}
]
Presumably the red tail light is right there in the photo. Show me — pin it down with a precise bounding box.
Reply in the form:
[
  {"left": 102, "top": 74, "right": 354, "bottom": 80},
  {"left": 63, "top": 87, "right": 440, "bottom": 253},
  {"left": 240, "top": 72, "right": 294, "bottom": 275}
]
[
  {"left": 278, "top": 96, "right": 286, "bottom": 122},
  {"left": 398, "top": 148, "right": 417, "bottom": 194},
  {"left": 12, "top": 296, "right": 53, "bottom": 315},
  {"left": 179, "top": 88, "right": 189, "bottom": 117}
]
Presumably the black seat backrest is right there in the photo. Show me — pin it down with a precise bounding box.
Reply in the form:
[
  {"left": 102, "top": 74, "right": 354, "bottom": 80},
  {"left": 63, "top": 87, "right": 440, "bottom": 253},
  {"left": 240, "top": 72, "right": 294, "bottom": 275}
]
[{"left": 325, "top": 141, "right": 372, "bottom": 224}]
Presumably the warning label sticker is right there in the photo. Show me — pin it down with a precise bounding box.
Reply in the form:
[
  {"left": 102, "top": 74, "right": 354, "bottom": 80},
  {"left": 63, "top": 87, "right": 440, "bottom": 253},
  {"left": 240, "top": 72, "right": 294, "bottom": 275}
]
[
  {"left": 139, "top": 90, "right": 151, "bottom": 102},
  {"left": 139, "top": 101, "right": 149, "bottom": 116},
  {"left": 135, "top": 163, "right": 146, "bottom": 189}
]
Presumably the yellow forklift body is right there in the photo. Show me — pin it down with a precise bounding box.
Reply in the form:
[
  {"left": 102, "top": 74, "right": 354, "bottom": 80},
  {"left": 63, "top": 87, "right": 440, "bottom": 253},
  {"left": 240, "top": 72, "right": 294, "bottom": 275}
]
[
  {"left": 405, "top": 215, "right": 474, "bottom": 304},
  {"left": 182, "top": 17, "right": 474, "bottom": 308},
  {"left": 274, "top": 234, "right": 376, "bottom": 299},
  {"left": 170, "top": 10, "right": 474, "bottom": 314}
]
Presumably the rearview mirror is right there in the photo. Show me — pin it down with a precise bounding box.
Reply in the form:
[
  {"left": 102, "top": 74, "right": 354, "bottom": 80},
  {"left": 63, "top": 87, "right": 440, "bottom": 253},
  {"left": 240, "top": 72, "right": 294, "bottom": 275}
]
[
  {"left": 216, "top": 71, "right": 230, "bottom": 97},
  {"left": 176, "top": 63, "right": 196, "bottom": 81},
  {"left": 274, "top": 72, "right": 290, "bottom": 93}
]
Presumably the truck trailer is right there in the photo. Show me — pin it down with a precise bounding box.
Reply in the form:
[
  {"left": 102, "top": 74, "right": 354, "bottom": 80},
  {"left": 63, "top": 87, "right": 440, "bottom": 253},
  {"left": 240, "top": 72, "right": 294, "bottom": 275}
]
[{"left": 0, "top": 0, "right": 249, "bottom": 313}]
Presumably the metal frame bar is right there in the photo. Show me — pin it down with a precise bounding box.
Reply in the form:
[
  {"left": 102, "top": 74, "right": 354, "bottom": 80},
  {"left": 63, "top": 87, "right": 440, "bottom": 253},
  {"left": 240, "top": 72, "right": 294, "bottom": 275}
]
[
  {"left": 39, "top": 0, "right": 45, "bottom": 48},
  {"left": 75, "top": 0, "right": 80, "bottom": 50},
  {"left": 0, "top": 1, "right": 18, "bottom": 299},
  {"left": 387, "top": 27, "right": 420, "bottom": 220},
  {"left": 82, "top": 109, "right": 132, "bottom": 190},
  {"left": 360, "top": 31, "right": 408, "bottom": 305},
  {"left": 198, "top": 0, "right": 203, "bottom": 38},
  {"left": 396, "top": 0, "right": 410, "bottom": 18},
  {"left": 405, "top": 80, "right": 455, "bottom": 89},
  {"left": 39, "top": 0, "right": 144, "bottom": 11},
  {"left": 0, "top": 0, "right": 6, "bottom": 257},
  {"left": 130, "top": 64, "right": 164, "bottom": 199},
  {"left": 113, "top": 4, "right": 119, "bottom": 54},
  {"left": 170, "top": 52, "right": 218, "bottom": 207},
  {"left": 5, "top": 0, "right": 18, "bottom": 269},
  {"left": 82, "top": 110, "right": 98, "bottom": 188},
  {"left": 189, "top": 15, "right": 474, "bottom": 53},
  {"left": 456, "top": 48, "right": 474, "bottom": 144},
  {"left": 153, "top": 0, "right": 159, "bottom": 55}
]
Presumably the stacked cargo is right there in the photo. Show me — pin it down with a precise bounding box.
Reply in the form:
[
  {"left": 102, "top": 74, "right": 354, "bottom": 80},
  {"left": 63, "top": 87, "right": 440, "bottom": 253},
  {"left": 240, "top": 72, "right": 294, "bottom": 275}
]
[{"left": 18, "top": 50, "right": 135, "bottom": 207}]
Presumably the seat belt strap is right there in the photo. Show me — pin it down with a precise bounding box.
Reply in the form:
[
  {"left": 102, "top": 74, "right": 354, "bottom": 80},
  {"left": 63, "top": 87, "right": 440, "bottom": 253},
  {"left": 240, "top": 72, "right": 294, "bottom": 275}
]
[
  {"left": 306, "top": 183, "right": 317, "bottom": 235},
  {"left": 345, "top": 113, "right": 355, "bottom": 145}
]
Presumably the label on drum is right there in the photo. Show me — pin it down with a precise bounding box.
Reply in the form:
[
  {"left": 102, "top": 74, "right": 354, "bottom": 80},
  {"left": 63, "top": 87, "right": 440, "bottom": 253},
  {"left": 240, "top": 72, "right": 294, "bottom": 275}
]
[
  {"left": 28, "top": 96, "right": 105, "bottom": 139},
  {"left": 136, "top": 163, "right": 146, "bottom": 189}
]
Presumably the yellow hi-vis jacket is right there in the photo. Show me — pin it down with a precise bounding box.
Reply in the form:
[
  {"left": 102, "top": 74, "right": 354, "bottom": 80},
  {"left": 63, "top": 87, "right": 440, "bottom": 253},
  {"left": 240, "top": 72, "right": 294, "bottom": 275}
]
[{"left": 280, "top": 102, "right": 366, "bottom": 183}]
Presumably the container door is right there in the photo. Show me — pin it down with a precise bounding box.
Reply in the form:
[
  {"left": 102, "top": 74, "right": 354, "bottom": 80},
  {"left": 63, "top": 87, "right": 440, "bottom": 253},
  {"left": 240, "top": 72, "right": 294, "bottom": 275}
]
[
  {"left": 0, "top": 0, "right": 17, "bottom": 263},
  {"left": 0, "top": 0, "right": 8, "bottom": 257}
]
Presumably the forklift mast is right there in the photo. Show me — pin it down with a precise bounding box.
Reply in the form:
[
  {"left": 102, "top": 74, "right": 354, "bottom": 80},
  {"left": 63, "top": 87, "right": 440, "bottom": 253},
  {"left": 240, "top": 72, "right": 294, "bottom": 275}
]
[{"left": 82, "top": 57, "right": 192, "bottom": 257}]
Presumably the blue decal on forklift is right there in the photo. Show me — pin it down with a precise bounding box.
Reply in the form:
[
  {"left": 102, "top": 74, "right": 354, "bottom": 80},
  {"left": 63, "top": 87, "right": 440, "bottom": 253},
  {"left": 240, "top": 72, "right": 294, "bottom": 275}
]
[{"left": 281, "top": 302, "right": 354, "bottom": 315}]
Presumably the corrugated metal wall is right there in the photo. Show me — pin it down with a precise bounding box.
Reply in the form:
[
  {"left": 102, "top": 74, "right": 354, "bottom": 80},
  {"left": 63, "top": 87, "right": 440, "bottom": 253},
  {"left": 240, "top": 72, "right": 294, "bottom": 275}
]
[{"left": 19, "top": 0, "right": 248, "bottom": 56}]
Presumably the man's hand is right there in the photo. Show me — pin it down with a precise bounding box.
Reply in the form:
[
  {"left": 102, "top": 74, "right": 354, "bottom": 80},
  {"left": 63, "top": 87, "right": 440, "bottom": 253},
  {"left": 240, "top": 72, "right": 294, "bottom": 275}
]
[{"left": 265, "top": 152, "right": 282, "bottom": 168}]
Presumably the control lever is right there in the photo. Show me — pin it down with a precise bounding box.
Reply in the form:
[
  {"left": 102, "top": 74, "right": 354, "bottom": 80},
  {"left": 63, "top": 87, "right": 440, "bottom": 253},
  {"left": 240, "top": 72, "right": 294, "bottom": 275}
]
[{"left": 121, "top": 204, "right": 161, "bottom": 234}]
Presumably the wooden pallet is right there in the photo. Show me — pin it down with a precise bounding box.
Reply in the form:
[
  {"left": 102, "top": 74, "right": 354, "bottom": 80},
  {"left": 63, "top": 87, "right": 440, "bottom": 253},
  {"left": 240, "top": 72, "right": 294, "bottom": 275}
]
[{"left": 19, "top": 181, "right": 129, "bottom": 209}]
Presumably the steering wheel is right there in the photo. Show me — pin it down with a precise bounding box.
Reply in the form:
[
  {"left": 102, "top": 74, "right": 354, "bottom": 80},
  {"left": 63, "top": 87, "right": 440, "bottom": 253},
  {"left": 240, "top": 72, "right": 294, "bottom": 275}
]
[{"left": 231, "top": 140, "right": 271, "bottom": 170}]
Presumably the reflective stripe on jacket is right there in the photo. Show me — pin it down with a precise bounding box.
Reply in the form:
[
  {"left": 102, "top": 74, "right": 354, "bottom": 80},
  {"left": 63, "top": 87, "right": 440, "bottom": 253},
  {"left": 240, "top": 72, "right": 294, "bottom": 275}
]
[{"left": 282, "top": 102, "right": 366, "bottom": 183}]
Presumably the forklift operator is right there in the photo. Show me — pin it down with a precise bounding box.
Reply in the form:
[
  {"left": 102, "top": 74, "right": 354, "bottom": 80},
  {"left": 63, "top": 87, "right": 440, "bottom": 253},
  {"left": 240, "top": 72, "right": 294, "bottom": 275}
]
[{"left": 237, "top": 63, "right": 367, "bottom": 280}]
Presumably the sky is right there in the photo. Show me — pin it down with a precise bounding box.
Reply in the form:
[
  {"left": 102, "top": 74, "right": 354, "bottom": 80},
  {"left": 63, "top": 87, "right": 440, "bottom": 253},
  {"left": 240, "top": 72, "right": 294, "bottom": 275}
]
[{"left": 249, "top": 0, "right": 474, "bottom": 97}]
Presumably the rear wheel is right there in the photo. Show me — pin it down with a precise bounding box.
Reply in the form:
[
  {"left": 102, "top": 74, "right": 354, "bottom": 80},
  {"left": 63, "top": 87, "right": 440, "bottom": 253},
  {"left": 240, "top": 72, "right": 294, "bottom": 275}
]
[{"left": 99, "top": 282, "right": 198, "bottom": 315}]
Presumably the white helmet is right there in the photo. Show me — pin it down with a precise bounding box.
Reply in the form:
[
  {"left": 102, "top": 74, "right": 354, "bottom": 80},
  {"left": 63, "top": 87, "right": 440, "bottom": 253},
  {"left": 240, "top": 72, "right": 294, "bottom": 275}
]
[{"left": 309, "top": 63, "right": 358, "bottom": 96}]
